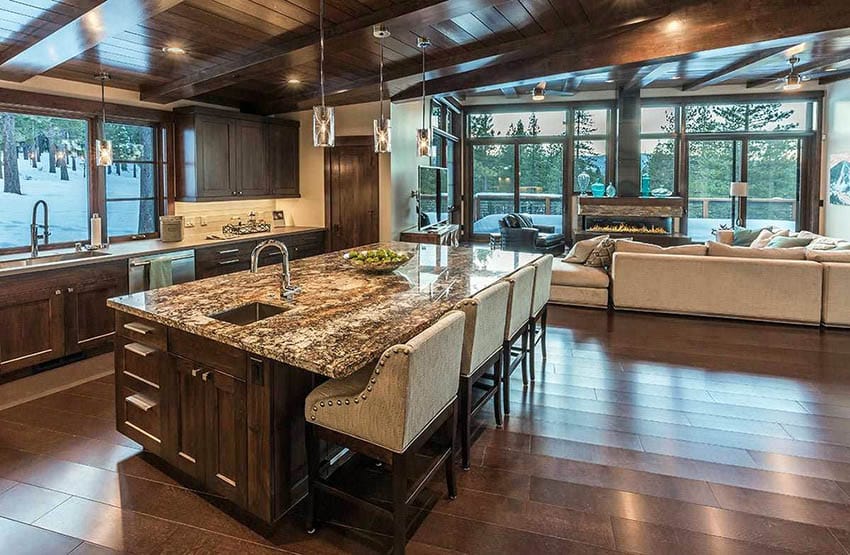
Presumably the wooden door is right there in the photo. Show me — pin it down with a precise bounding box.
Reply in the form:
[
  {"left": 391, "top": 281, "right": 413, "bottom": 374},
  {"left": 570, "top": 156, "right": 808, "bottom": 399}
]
[
  {"left": 325, "top": 136, "right": 379, "bottom": 251},
  {"left": 205, "top": 370, "right": 247, "bottom": 505},
  {"left": 196, "top": 116, "right": 235, "bottom": 198},
  {"left": 163, "top": 356, "right": 207, "bottom": 481},
  {"left": 268, "top": 123, "right": 299, "bottom": 197},
  {"left": 0, "top": 286, "right": 65, "bottom": 374},
  {"left": 66, "top": 261, "right": 128, "bottom": 354},
  {"left": 235, "top": 120, "right": 270, "bottom": 197}
]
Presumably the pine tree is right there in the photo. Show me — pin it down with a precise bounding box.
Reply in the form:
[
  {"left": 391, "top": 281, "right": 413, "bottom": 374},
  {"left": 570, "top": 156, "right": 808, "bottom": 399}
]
[{"left": 2, "top": 113, "right": 21, "bottom": 194}]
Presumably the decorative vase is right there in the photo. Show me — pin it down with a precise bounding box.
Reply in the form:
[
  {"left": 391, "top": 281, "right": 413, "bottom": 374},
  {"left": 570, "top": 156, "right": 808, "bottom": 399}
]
[
  {"left": 641, "top": 174, "right": 651, "bottom": 196},
  {"left": 591, "top": 182, "right": 606, "bottom": 197},
  {"left": 605, "top": 183, "right": 617, "bottom": 197}
]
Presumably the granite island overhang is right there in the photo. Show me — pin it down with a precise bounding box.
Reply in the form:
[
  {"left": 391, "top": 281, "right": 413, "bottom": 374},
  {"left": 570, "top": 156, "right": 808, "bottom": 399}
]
[{"left": 107, "top": 242, "right": 540, "bottom": 526}]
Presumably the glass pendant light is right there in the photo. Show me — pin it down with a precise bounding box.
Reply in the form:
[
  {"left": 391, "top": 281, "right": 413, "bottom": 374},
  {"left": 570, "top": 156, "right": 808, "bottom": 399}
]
[
  {"left": 95, "top": 72, "right": 113, "bottom": 167},
  {"left": 416, "top": 37, "right": 431, "bottom": 158},
  {"left": 372, "top": 25, "right": 391, "bottom": 153},
  {"left": 312, "top": 0, "right": 334, "bottom": 147}
]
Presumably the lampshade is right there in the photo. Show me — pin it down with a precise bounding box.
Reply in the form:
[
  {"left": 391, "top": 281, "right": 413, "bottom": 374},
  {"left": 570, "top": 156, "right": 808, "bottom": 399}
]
[
  {"left": 730, "top": 181, "right": 748, "bottom": 197},
  {"left": 416, "top": 128, "right": 430, "bottom": 157},
  {"left": 96, "top": 139, "right": 113, "bottom": 167},
  {"left": 374, "top": 116, "right": 391, "bottom": 153},
  {"left": 312, "top": 105, "right": 335, "bottom": 147}
]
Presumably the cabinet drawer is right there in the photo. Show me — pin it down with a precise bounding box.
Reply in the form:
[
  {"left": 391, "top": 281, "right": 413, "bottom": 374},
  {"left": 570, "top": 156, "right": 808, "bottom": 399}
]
[
  {"left": 122, "top": 342, "right": 163, "bottom": 389},
  {"left": 169, "top": 328, "right": 246, "bottom": 380},
  {"left": 116, "top": 312, "right": 166, "bottom": 350},
  {"left": 119, "top": 385, "right": 161, "bottom": 451}
]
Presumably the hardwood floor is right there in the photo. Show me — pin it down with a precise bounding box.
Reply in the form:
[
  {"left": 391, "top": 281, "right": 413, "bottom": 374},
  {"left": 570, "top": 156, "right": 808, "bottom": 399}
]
[{"left": 0, "top": 306, "right": 849, "bottom": 553}]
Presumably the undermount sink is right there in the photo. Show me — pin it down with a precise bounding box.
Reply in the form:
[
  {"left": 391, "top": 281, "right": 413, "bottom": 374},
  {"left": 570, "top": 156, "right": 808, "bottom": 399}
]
[
  {"left": 0, "top": 250, "right": 109, "bottom": 270},
  {"left": 208, "top": 302, "right": 289, "bottom": 325}
]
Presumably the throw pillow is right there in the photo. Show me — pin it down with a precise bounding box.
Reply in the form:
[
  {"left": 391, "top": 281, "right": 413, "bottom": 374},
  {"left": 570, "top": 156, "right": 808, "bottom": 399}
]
[
  {"left": 615, "top": 240, "right": 707, "bottom": 256},
  {"left": 503, "top": 214, "right": 521, "bottom": 228},
  {"left": 516, "top": 214, "right": 534, "bottom": 228},
  {"left": 707, "top": 241, "right": 806, "bottom": 260},
  {"left": 797, "top": 230, "right": 824, "bottom": 241},
  {"left": 750, "top": 228, "right": 789, "bottom": 248},
  {"left": 563, "top": 235, "right": 609, "bottom": 264},
  {"left": 584, "top": 237, "right": 615, "bottom": 268},
  {"left": 766, "top": 236, "right": 813, "bottom": 249},
  {"left": 805, "top": 250, "right": 850, "bottom": 263},
  {"left": 732, "top": 228, "right": 764, "bottom": 246}
]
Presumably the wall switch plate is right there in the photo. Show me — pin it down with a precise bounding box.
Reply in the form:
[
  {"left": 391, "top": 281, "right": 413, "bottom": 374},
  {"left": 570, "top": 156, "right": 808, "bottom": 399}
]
[
  {"left": 199, "top": 216, "right": 208, "bottom": 226},
  {"left": 184, "top": 217, "right": 195, "bottom": 227}
]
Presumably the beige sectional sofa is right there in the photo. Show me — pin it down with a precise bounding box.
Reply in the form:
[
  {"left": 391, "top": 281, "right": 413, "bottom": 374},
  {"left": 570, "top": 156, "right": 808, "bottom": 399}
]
[
  {"left": 549, "top": 235, "right": 850, "bottom": 327},
  {"left": 611, "top": 253, "right": 824, "bottom": 325}
]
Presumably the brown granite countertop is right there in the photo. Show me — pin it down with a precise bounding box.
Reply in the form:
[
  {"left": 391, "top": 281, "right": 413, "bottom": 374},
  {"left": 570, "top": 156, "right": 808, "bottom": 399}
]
[
  {"left": 0, "top": 226, "right": 325, "bottom": 278},
  {"left": 108, "top": 242, "right": 540, "bottom": 379}
]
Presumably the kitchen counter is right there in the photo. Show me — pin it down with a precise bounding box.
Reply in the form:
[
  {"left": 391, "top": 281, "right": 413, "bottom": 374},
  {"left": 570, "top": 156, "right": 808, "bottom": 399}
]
[
  {"left": 0, "top": 226, "right": 326, "bottom": 277},
  {"left": 108, "top": 242, "right": 540, "bottom": 378}
]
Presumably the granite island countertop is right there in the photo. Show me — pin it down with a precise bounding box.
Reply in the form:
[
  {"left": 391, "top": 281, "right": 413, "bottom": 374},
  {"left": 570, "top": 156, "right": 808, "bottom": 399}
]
[{"left": 107, "top": 242, "right": 540, "bottom": 379}]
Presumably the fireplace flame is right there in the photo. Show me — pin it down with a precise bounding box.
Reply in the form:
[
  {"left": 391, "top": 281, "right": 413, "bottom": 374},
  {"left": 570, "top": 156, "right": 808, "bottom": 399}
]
[{"left": 588, "top": 223, "right": 668, "bottom": 234}]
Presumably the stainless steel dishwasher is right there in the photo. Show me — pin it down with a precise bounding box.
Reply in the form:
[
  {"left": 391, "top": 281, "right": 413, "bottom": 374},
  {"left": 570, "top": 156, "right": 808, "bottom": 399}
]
[{"left": 129, "top": 250, "right": 196, "bottom": 293}]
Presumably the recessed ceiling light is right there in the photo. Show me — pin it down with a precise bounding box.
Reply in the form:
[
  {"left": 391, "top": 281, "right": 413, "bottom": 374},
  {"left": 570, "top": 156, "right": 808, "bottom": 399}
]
[
  {"left": 605, "top": 79, "right": 615, "bottom": 83},
  {"left": 287, "top": 78, "right": 301, "bottom": 84},
  {"left": 162, "top": 46, "right": 186, "bottom": 55},
  {"left": 825, "top": 67, "right": 838, "bottom": 72},
  {"left": 670, "top": 75, "right": 682, "bottom": 80},
  {"left": 665, "top": 19, "right": 683, "bottom": 33}
]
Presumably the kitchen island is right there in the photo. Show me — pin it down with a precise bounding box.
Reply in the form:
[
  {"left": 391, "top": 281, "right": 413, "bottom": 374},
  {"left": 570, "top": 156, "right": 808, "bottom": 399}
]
[{"left": 107, "top": 242, "right": 539, "bottom": 526}]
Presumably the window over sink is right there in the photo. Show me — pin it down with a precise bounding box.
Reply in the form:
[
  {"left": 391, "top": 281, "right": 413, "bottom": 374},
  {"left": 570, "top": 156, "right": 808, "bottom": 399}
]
[{"left": 0, "top": 111, "right": 89, "bottom": 248}]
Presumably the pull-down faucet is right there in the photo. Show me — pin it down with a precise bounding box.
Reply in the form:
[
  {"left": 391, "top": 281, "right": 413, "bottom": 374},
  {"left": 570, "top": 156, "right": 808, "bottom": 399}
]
[
  {"left": 30, "top": 200, "right": 50, "bottom": 257},
  {"left": 250, "top": 239, "right": 301, "bottom": 301}
]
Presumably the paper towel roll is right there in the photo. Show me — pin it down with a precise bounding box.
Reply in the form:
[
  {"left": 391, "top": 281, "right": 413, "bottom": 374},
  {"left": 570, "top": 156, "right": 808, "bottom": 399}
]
[{"left": 91, "top": 213, "right": 102, "bottom": 246}]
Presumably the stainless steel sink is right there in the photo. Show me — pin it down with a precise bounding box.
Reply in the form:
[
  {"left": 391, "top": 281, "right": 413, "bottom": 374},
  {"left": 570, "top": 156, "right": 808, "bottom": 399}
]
[
  {"left": 0, "top": 250, "right": 110, "bottom": 270},
  {"left": 209, "top": 302, "right": 289, "bottom": 325}
]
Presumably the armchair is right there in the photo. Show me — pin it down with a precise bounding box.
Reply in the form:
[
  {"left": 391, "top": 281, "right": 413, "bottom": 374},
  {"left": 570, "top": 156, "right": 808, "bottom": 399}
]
[{"left": 498, "top": 213, "right": 565, "bottom": 254}]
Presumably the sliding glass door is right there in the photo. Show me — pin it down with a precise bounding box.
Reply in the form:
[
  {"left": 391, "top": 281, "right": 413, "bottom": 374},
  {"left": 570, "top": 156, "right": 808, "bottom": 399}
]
[
  {"left": 686, "top": 139, "right": 740, "bottom": 241},
  {"left": 747, "top": 138, "right": 800, "bottom": 232}
]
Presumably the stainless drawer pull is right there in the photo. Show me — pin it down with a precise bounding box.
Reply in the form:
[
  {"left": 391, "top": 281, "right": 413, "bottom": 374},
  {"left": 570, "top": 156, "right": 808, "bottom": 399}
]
[
  {"left": 191, "top": 367, "right": 203, "bottom": 378},
  {"left": 201, "top": 371, "right": 212, "bottom": 382},
  {"left": 124, "top": 322, "right": 155, "bottom": 335},
  {"left": 126, "top": 393, "right": 156, "bottom": 412},
  {"left": 218, "top": 248, "right": 239, "bottom": 255},
  {"left": 130, "top": 254, "right": 194, "bottom": 267},
  {"left": 218, "top": 258, "right": 240, "bottom": 266},
  {"left": 124, "top": 343, "right": 156, "bottom": 357}
]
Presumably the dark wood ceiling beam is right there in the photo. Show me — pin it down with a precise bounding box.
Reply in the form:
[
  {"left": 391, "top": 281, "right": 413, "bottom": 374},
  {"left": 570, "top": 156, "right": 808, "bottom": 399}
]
[
  {"left": 0, "top": 0, "right": 185, "bottom": 82},
  {"left": 819, "top": 69, "right": 850, "bottom": 85},
  {"left": 255, "top": 9, "right": 669, "bottom": 114},
  {"left": 139, "top": 0, "right": 500, "bottom": 103},
  {"left": 391, "top": 0, "right": 850, "bottom": 101},
  {"left": 681, "top": 46, "right": 789, "bottom": 91},
  {"left": 746, "top": 47, "right": 850, "bottom": 88}
]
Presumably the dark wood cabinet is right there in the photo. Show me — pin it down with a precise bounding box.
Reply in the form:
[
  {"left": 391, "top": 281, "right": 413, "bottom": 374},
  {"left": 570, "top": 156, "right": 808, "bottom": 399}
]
[
  {"left": 0, "top": 261, "right": 128, "bottom": 376},
  {"left": 194, "top": 230, "right": 326, "bottom": 280},
  {"left": 204, "top": 369, "right": 247, "bottom": 505},
  {"left": 175, "top": 107, "right": 299, "bottom": 201},
  {"left": 164, "top": 355, "right": 207, "bottom": 480},
  {"left": 0, "top": 285, "right": 65, "bottom": 374},
  {"left": 268, "top": 122, "right": 299, "bottom": 197}
]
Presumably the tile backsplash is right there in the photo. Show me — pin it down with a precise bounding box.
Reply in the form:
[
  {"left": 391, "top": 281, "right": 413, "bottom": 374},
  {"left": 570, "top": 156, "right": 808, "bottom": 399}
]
[{"left": 174, "top": 200, "right": 285, "bottom": 237}]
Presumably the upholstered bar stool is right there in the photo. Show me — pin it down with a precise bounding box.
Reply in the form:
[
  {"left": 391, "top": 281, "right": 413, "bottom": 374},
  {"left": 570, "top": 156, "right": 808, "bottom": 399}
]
[
  {"left": 454, "top": 280, "right": 511, "bottom": 469},
  {"left": 304, "top": 310, "right": 466, "bottom": 555},
  {"left": 501, "top": 265, "right": 536, "bottom": 415},
  {"left": 527, "top": 254, "right": 554, "bottom": 380}
]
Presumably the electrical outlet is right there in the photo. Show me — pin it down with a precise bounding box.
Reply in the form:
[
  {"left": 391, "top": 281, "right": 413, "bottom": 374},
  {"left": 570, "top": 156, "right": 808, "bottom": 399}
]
[
  {"left": 184, "top": 217, "right": 195, "bottom": 227},
  {"left": 199, "top": 215, "right": 208, "bottom": 226}
]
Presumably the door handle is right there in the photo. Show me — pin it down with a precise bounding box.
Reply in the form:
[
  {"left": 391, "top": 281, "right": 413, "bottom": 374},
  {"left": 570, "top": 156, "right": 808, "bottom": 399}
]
[{"left": 333, "top": 223, "right": 341, "bottom": 234}]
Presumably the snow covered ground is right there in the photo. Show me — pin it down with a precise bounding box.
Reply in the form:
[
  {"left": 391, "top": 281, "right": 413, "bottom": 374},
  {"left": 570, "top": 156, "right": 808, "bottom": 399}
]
[{"left": 0, "top": 153, "right": 145, "bottom": 248}]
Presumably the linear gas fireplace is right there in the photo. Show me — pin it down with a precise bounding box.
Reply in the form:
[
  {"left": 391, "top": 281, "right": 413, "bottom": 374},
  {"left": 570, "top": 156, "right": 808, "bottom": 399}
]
[{"left": 575, "top": 197, "right": 691, "bottom": 246}]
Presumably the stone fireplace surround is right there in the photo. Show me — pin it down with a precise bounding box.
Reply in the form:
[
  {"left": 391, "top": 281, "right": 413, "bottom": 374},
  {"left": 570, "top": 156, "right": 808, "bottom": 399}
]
[{"left": 575, "top": 196, "right": 692, "bottom": 247}]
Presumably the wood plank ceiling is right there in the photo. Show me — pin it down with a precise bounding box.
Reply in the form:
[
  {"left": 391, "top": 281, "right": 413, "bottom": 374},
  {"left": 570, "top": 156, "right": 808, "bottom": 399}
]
[{"left": 0, "top": 0, "right": 849, "bottom": 114}]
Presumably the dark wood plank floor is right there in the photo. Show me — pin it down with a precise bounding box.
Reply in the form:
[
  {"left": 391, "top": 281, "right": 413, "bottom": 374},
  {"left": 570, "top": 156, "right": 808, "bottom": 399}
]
[{"left": 1, "top": 306, "right": 849, "bottom": 554}]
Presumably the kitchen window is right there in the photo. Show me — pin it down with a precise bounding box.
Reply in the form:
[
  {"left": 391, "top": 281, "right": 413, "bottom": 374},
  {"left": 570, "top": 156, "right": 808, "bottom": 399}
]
[
  {"left": 0, "top": 111, "right": 89, "bottom": 249},
  {"left": 105, "top": 122, "right": 160, "bottom": 239}
]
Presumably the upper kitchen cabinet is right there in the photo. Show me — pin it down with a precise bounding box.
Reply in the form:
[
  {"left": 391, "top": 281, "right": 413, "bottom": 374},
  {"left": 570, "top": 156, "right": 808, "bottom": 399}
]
[{"left": 174, "top": 107, "right": 299, "bottom": 201}]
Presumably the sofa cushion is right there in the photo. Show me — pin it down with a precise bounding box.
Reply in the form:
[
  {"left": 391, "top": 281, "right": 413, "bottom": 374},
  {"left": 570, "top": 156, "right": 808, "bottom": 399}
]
[
  {"left": 750, "top": 228, "right": 789, "bottom": 248},
  {"left": 805, "top": 250, "right": 850, "bottom": 263},
  {"left": 808, "top": 236, "right": 850, "bottom": 250},
  {"left": 615, "top": 240, "right": 707, "bottom": 256},
  {"left": 552, "top": 261, "right": 610, "bottom": 288},
  {"left": 536, "top": 232, "right": 565, "bottom": 248},
  {"left": 707, "top": 241, "right": 807, "bottom": 260},
  {"left": 766, "top": 236, "right": 813, "bottom": 249},
  {"left": 516, "top": 214, "right": 534, "bottom": 227},
  {"left": 564, "top": 235, "right": 608, "bottom": 264},
  {"left": 585, "top": 237, "right": 615, "bottom": 268}
]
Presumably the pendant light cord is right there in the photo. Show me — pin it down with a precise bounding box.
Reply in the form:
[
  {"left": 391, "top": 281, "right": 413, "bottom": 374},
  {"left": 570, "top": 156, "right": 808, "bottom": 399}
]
[
  {"left": 379, "top": 36, "right": 384, "bottom": 120},
  {"left": 319, "top": 0, "right": 326, "bottom": 108},
  {"left": 101, "top": 76, "right": 106, "bottom": 128},
  {"left": 421, "top": 43, "right": 426, "bottom": 128}
]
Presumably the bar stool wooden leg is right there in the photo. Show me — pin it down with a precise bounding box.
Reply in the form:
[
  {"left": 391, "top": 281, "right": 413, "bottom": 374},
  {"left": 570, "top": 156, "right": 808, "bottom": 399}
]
[
  {"left": 459, "top": 377, "right": 471, "bottom": 470},
  {"left": 521, "top": 329, "right": 529, "bottom": 387},
  {"left": 528, "top": 318, "right": 536, "bottom": 382},
  {"left": 392, "top": 453, "right": 408, "bottom": 555},
  {"left": 502, "top": 341, "right": 511, "bottom": 415},
  {"left": 305, "top": 423, "right": 319, "bottom": 534},
  {"left": 493, "top": 357, "right": 503, "bottom": 428},
  {"left": 446, "top": 403, "right": 458, "bottom": 497},
  {"left": 541, "top": 305, "right": 549, "bottom": 359}
]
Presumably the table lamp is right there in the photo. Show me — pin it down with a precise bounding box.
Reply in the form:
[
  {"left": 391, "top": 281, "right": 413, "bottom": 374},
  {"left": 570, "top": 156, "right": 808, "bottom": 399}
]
[{"left": 730, "top": 181, "right": 748, "bottom": 228}]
